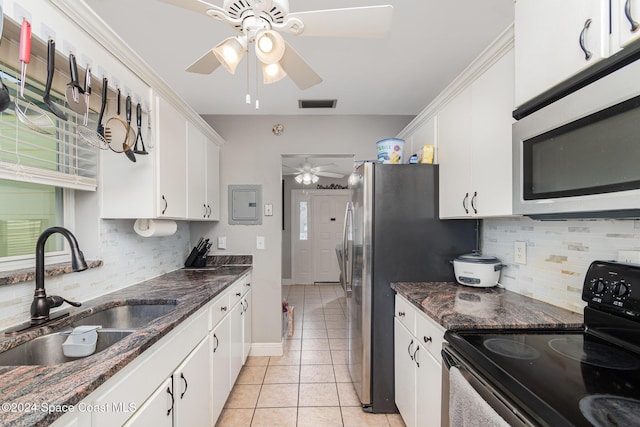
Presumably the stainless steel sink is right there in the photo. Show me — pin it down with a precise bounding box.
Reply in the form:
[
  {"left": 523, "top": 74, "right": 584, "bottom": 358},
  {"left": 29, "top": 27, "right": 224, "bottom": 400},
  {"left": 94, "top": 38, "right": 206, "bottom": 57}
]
[
  {"left": 0, "top": 330, "right": 132, "bottom": 366},
  {"left": 71, "top": 303, "right": 177, "bottom": 330}
]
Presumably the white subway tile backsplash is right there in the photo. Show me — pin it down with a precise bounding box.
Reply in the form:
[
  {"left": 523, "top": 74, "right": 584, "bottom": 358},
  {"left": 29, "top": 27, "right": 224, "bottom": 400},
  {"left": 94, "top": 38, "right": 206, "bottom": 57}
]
[
  {"left": 0, "top": 219, "right": 189, "bottom": 330},
  {"left": 483, "top": 217, "right": 640, "bottom": 313}
]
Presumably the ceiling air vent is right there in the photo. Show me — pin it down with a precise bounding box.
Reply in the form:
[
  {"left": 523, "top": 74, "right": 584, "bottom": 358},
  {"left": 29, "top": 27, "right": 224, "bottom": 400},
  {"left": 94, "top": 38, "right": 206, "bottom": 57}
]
[{"left": 298, "top": 99, "right": 337, "bottom": 109}]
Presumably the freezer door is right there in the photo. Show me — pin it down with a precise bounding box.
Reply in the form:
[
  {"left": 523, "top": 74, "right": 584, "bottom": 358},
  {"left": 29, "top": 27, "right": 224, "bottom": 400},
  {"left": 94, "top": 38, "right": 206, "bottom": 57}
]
[{"left": 347, "top": 162, "right": 373, "bottom": 407}]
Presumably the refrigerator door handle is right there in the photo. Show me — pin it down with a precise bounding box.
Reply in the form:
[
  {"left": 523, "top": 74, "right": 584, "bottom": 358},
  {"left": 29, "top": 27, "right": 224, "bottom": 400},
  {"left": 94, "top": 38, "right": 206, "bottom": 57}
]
[{"left": 341, "top": 202, "right": 353, "bottom": 293}]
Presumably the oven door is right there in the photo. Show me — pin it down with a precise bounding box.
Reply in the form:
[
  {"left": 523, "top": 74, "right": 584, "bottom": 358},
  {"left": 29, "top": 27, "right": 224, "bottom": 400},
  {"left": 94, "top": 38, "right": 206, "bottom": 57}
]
[
  {"left": 441, "top": 343, "right": 535, "bottom": 427},
  {"left": 512, "top": 53, "right": 640, "bottom": 219}
]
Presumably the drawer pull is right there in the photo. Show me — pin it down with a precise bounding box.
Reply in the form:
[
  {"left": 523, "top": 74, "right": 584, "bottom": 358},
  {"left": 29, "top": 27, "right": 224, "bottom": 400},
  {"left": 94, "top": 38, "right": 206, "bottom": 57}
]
[
  {"left": 423, "top": 336, "right": 432, "bottom": 343},
  {"left": 236, "top": 292, "right": 241, "bottom": 297},
  {"left": 398, "top": 311, "right": 405, "bottom": 317},
  {"left": 221, "top": 306, "right": 227, "bottom": 312}
]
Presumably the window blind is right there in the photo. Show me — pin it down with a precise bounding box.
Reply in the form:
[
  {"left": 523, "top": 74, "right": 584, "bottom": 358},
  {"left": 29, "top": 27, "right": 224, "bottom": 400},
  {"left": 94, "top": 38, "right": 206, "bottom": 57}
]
[{"left": 0, "top": 68, "right": 98, "bottom": 191}]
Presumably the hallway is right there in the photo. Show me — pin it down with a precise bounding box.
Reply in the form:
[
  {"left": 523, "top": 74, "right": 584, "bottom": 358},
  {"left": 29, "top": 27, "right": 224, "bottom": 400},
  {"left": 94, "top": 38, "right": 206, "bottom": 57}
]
[{"left": 216, "top": 284, "right": 406, "bottom": 426}]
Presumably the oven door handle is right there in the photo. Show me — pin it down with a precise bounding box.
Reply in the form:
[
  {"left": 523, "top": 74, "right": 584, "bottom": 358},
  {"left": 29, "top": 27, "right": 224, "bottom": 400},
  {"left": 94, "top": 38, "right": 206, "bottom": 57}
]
[{"left": 441, "top": 349, "right": 459, "bottom": 370}]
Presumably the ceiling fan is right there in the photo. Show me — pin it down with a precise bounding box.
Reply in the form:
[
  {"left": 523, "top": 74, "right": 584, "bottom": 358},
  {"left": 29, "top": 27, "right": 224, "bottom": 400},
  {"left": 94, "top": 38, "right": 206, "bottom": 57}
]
[
  {"left": 158, "top": 0, "right": 394, "bottom": 90},
  {"left": 283, "top": 159, "right": 345, "bottom": 184}
]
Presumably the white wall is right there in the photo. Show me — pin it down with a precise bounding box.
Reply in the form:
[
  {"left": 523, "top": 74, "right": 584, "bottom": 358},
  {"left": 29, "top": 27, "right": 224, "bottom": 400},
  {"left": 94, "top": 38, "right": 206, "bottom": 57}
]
[
  {"left": 191, "top": 115, "right": 412, "bottom": 350},
  {"left": 482, "top": 217, "right": 640, "bottom": 313}
]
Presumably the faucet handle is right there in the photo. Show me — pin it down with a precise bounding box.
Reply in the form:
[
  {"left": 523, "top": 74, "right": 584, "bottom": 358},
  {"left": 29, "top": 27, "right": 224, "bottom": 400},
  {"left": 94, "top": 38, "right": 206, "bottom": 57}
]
[{"left": 47, "top": 295, "right": 82, "bottom": 308}]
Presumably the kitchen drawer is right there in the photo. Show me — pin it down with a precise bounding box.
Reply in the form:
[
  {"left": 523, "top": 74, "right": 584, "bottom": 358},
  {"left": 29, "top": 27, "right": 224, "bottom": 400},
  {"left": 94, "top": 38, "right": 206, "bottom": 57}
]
[
  {"left": 242, "top": 273, "right": 252, "bottom": 296},
  {"left": 229, "top": 280, "right": 244, "bottom": 307},
  {"left": 415, "top": 310, "right": 445, "bottom": 360},
  {"left": 210, "top": 292, "right": 230, "bottom": 330},
  {"left": 395, "top": 295, "right": 416, "bottom": 335}
]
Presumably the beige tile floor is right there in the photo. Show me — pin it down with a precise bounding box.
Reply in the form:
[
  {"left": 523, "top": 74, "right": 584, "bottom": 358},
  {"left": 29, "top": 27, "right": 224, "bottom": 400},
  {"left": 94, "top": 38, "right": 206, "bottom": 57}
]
[{"left": 216, "top": 284, "right": 406, "bottom": 427}]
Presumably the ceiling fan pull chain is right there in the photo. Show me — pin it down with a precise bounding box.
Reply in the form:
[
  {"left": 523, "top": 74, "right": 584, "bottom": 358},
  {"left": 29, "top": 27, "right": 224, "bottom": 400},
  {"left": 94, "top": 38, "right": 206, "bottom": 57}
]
[
  {"left": 255, "top": 55, "right": 260, "bottom": 109},
  {"left": 245, "top": 47, "right": 251, "bottom": 104}
]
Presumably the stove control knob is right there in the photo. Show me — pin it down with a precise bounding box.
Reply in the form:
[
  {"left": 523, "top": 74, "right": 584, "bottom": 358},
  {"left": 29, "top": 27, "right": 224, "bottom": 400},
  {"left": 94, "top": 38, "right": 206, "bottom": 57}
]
[
  {"left": 592, "top": 279, "right": 606, "bottom": 294},
  {"left": 614, "top": 281, "right": 628, "bottom": 297}
]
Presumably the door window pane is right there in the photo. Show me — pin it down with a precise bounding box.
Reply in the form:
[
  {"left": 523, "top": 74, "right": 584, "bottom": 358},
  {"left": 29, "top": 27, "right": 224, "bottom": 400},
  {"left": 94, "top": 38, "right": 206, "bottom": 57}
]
[
  {"left": 0, "top": 179, "right": 64, "bottom": 258},
  {"left": 299, "top": 201, "right": 308, "bottom": 241}
]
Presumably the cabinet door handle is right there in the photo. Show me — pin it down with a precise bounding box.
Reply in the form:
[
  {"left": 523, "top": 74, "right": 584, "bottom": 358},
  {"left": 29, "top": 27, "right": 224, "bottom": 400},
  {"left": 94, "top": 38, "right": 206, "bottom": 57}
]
[
  {"left": 162, "top": 195, "right": 168, "bottom": 215},
  {"left": 408, "top": 339, "right": 414, "bottom": 360},
  {"left": 626, "top": 0, "right": 640, "bottom": 32},
  {"left": 207, "top": 204, "right": 212, "bottom": 217},
  {"left": 462, "top": 192, "right": 469, "bottom": 214},
  {"left": 180, "top": 373, "right": 188, "bottom": 399},
  {"left": 166, "top": 385, "right": 174, "bottom": 416},
  {"left": 398, "top": 311, "right": 405, "bottom": 317},
  {"left": 204, "top": 203, "right": 208, "bottom": 218},
  {"left": 213, "top": 333, "right": 219, "bottom": 352},
  {"left": 579, "top": 18, "right": 593, "bottom": 61},
  {"left": 424, "top": 336, "right": 432, "bottom": 344},
  {"left": 471, "top": 191, "right": 478, "bottom": 214},
  {"left": 413, "top": 345, "right": 420, "bottom": 368}
]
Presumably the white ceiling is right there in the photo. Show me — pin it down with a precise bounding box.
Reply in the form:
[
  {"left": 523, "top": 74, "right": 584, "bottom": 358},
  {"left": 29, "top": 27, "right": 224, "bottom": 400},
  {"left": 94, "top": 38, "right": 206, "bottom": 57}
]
[{"left": 83, "top": 0, "right": 514, "bottom": 117}]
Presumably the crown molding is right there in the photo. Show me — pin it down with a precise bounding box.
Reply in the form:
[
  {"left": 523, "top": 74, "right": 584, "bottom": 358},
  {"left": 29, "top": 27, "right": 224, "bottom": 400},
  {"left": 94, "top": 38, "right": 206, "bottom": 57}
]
[{"left": 397, "top": 23, "right": 514, "bottom": 140}]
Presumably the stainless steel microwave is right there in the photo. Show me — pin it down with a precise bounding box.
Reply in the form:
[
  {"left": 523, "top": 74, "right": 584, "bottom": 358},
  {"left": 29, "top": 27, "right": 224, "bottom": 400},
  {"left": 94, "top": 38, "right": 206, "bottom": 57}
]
[{"left": 512, "top": 56, "right": 640, "bottom": 219}]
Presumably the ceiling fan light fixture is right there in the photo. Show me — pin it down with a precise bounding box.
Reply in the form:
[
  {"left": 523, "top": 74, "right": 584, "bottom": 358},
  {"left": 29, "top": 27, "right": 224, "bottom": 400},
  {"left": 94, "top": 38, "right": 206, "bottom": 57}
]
[
  {"left": 213, "top": 36, "right": 247, "bottom": 74},
  {"left": 255, "top": 30, "right": 286, "bottom": 64},
  {"left": 262, "top": 62, "right": 287, "bottom": 84}
]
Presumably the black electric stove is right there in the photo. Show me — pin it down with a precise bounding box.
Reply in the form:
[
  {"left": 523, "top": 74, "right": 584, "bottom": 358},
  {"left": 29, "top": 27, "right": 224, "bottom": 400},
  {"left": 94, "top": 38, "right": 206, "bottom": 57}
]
[{"left": 445, "top": 261, "right": 640, "bottom": 426}]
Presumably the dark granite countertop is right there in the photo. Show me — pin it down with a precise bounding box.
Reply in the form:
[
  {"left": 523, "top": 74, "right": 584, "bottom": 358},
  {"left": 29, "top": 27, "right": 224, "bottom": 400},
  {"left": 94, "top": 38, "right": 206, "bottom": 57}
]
[
  {"left": 0, "top": 265, "right": 251, "bottom": 427},
  {"left": 391, "top": 282, "right": 583, "bottom": 330}
]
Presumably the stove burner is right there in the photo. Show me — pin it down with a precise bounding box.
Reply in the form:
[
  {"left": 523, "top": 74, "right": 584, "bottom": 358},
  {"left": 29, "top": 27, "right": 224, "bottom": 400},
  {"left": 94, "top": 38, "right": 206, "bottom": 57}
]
[
  {"left": 549, "top": 338, "right": 640, "bottom": 370},
  {"left": 483, "top": 338, "right": 540, "bottom": 360},
  {"left": 580, "top": 395, "right": 640, "bottom": 426}
]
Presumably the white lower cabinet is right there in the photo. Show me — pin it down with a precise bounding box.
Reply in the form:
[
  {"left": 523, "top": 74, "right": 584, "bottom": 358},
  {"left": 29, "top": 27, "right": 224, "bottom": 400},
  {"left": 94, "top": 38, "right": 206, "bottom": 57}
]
[
  {"left": 394, "top": 295, "right": 444, "bottom": 427},
  {"left": 125, "top": 336, "right": 211, "bottom": 427},
  {"left": 173, "top": 336, "right": 212, "bottom": 426},
  {"left": 123, "top": 377, "right": 173, "bottom": 427},
  {"left": 211, "top": 315, "right": 231, "bottom": 424},
  {"left": 57, "top": 271, "right": 253, "bottom": 427}
]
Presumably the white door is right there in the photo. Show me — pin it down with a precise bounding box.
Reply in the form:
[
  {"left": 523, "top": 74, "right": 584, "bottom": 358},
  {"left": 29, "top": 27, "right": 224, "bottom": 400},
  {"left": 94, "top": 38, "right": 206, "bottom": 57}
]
[
  {"left": 292, "top": 191, "right": 313, "bottom": 284},
  {"left": 312, "top": 193, "right": 348, "bottom": 282}
]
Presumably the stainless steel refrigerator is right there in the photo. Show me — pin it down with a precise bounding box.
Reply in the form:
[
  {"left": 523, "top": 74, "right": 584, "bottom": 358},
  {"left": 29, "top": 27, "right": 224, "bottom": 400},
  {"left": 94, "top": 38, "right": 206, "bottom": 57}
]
[{"left": 340, "top": 162, "right": 477, "bottom": 413}]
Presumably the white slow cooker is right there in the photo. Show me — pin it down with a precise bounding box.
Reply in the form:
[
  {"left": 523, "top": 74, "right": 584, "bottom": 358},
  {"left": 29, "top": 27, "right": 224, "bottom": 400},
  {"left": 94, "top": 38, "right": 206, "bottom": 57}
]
[{"left": 452, "top": 252, "right": 505, "bottom": 287}]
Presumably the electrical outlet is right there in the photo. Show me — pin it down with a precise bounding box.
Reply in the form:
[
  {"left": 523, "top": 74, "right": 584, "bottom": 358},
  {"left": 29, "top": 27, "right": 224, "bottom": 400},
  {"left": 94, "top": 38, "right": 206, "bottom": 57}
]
[
  {"left": 618, "top": 250, "right": 640, "bottom": 264},
  {"left": 256, "top": 236, "right": 265, "bottom": 250},
  {"left": 515, "top": 241, "right": 527, "bottom": 265}
]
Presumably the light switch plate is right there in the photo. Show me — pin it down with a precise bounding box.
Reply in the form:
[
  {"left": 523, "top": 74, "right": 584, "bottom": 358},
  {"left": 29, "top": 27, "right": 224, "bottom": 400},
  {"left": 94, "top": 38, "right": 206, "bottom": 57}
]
[
  {"left": 256, "top": 236, "right": 265, "bottom": 250},
  {"left": 218, "top": 236, "right": 227, "bottom": 250}
]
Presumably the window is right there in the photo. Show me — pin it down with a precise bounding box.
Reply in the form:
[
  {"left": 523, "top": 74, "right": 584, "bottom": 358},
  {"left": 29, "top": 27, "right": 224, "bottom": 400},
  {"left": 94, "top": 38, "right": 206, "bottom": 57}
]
[
  {"left": 0, "top": 179, "right": 70, "bottom": 269},
  {"left": 299, "top": 201, "right": 308, "bottom": 240}
]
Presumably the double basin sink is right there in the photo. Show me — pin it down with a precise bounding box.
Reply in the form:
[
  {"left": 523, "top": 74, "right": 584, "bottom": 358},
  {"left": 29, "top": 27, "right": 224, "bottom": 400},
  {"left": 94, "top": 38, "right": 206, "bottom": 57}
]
[{"left": 0, "top": 303, "right": 177, "bottom": 366}]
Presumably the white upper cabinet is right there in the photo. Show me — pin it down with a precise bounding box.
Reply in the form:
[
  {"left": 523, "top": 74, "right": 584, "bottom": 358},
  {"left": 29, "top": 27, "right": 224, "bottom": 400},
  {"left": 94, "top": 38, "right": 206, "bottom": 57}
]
[
  {"left": 515, "top": 0, "right": 609, "bottom": 107},
  {"left": 206, "top": 143, "right": 221, "bottom": 221},
  {"left": 613, "top": 0, "right": 640, "bottom": 48},
  {"left": 439, "top": 49, "right": 515, "bottom": 218},
  {"left": 156, "top": 96, "right": 188, "bottom": 219},
  {"left": 187, "top": 122, "right": 208, "bottom": 220}
]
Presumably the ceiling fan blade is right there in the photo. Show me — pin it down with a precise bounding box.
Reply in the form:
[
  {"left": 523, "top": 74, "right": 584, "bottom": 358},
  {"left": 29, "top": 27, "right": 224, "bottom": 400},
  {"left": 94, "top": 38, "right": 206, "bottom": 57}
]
[
  {"left": 316, "top": 171, "right": 345, "bottom": 178},
  {"left": 285, "top": 5, "right": 394, "bottom": 38},
  {"left": 157, "top": 0, "right": 226, "bottom": 17},
  {"left": 280, "top": 42, "right": 323, "bottom": 90},
  {"left": 185, "top": 49, "right": 221, "bottom": 74}
]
